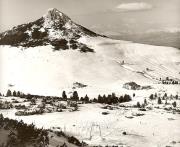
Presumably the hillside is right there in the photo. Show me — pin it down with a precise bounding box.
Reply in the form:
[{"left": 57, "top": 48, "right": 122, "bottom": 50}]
[
  {"left": 0, "top": 114, "right": 85, "bottom": 147},
  {"left": 0, "top": 8, "right": 180, "bottom": 97}
]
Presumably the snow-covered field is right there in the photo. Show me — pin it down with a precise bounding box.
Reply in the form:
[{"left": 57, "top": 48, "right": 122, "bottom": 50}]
[
  {"left": 1, "top": 104, "right": 180, "bottom": 147},
  {"left": 1, "top": 92, "right": 180, "bottom": 147}
]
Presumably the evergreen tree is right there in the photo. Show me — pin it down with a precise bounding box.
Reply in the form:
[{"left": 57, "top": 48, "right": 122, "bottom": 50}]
[
  {"left": 80, "top": 97, "right": 84, "bottom": 101},
  {"left": 93, "top": 98, "right": 98, "bottom": 103},
  {"left": 20, "top": 92, "right": 26, "bottom": 98},
  {"left": 98, "top": 95, "right": 103, "bottom": 103},
  {"left": 72, "top": 91, "right": 79, "bottom": 101},
  {"left": 144, "top": 99, "right": 147, "bottom": 105},
  {"left": 6, "top": 89, "right": 12, "bottom": 97},
  {"left": 149, "top": 94, "right": 154, "bottom": 100},
  {"left": 107, "top": 94, "right": 112, "bottom": 104},
  {"left": 154, "top": 93, "right": 157, "bottom": 98},
  {"left": 164, "top": 93, "right": 167, "bottom": 97},
  {"left": 175, "top": 94, "right": 178, "bottom": 100},
  {"left": 13, "top": 91, "right": 17, "bottom": 97},
  {"left": 170, "top": 94, "right": 173, "bottom": 99},
  {"left": 17, "top": 91, "right": 21, "bottom": 97},
  {"left": 137, "top": 102, "right": 141, "bottom": 108},
  {"left": 112, "top": 93, "right": 118, "bottom": 104},
  {"left": 165, "top": 99, "right": 168, "bottom": 105},
  {"left": 124, "top": 94, "right": 131, "bottom": 102},
  {"left": 62, "top": 91, "right": 67, "bottom": 100},
  {"left": 111, "top": 93, "right": 116, "bottom": 99},
  {"left": 26, "top": 94, "right": 33, "bottom": 99},
  {"left": 158, "top": 97, "right": 162, "bottom": 104},
  {"left": 84, "top": 94, "right": 89, "bottom": 103},
  {"left": 102, "top": 95, "right": 106, "bottom": 103},
  {"left": 119, "top": 96, "right": 124, "bottom": 103}
]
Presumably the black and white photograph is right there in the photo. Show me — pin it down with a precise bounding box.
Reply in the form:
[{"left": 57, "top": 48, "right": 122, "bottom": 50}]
[{"left": 0, "top": 0, "right": 180, "bottom": 146}]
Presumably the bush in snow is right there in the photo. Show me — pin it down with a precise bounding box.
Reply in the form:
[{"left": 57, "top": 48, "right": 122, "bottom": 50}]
[
  {"left": 136, "top": 102, "right": 141, "bottom": 108},
  {"left": 149, "top": 94, "right": 154, "bottom": 100},
  {"left": 172, "top": 101, "right": 177, "bottom": 107},
  {"left": 144, "top": 99, "right": 148, "bottom": 105},
  {"left": 175, "top": 94, "right": 178, "bottom": 100}
]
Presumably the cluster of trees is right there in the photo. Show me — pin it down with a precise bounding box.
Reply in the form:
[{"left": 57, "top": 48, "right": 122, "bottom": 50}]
[
  {"left": 15, "top": 108, "right": 44, "bottom": 116},
  {"left": 62, "top": 91, "right": 80, "bottom": 101},
  {"left": 52, "top": 38, "right": 94, "bottom": 53},
  {"left": 5, "top": 90, "right": 132, "bottom": 105},
  {"left": 0, "top": 101, "right": 13, "bottom": 109},
  {"left": 52, "top": 39, "right": 69, "bottom": 50},
  {"left": 149, "top": 93, "right": 158, "bottom": 100},
  {"left": 157, "top": 97, "right": 162, "bottom": 104},
  {"left": 136, "top": 99, "right": 147, "bottom": 108},
  {"left": 6, "top": 90, "right": 22, "bottom": 97},
  {"left": 162, "top": 80, "right": 179, "bottom": 85},
  {"left": 0, "top": 17, "right": 50, "bottom": 48},
  {"left": 5, "top": 89, "right": 80, "bottom": 100},
  {"left": 0, "top": 30, "right": 29, "bottom": 46},
  {"left": 92, "top": 93, "right": 131, "bottom": 105},
  {"left": 149, "top": 93, "right": 178, "bottom": 107},
  {"left": 63, "top": 91, "right": 90, "bottom": 103},
  {"left": 0, "top": 114, "right": 49, "bottom": 147},
  {"left": 32, "top": 28, "right": 48, "bottom": 40},
  {"left": 69, "top": 39, "right": 78, "bottom": 49},
  {"left": 149, "top": 93, "right": 179, "bottom": 101},
  {"left": 53, "top": 91, "right": 131, "bottom": 105},
  {"left": 0, "top": 114, "right": 86, "bottom": 147},
  {"left": 80, "top": 95, "right": 90, "bottom": 103},
  {"left": 160, "top": 77, "right": 179, "bottom": 85},
  {"left": 79, "top": 44, "right": 94, "bottom": 53},
  {"left": 157, "top": 97, "right": 177, "bottom": 107},
  {"left": 5, "top": 89, "right": 60, "bottom": 99}
]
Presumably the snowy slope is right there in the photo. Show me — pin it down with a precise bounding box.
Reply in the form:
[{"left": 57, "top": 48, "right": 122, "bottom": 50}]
[
  {"left": 0, "top": 8, "right": 180, "bottom": 96},
  {"left": 1, "top": 36, "right": 180, "bottom": 96},
  {"left": 1, "top": 103, "right": 180, "bottom": 147}
]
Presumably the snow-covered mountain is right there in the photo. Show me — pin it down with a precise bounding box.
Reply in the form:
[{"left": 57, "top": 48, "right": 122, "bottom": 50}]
[
  {"left": 0, "top": 8, "right": 180, "bottom": 96},
  {"left": 0, "top": 8, "right": 103, "bottom": 52}
]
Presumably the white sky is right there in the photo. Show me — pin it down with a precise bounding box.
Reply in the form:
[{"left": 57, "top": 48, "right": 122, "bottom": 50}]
[{"left": 0, "top": 0, "right": 180, "bottom": 34}]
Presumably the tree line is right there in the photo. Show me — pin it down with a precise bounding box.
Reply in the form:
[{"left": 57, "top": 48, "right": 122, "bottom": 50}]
[{"left": 3, "top": 89, "right": 132, "bottom": 105}]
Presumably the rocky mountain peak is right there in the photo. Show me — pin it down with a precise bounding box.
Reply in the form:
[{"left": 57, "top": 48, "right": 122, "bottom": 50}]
[
  {"left": 43, "top": 8, "right": 71, "bottom": 28},
  {"left": 0, "top": 8, "right": 102, "bottom": 51}
]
